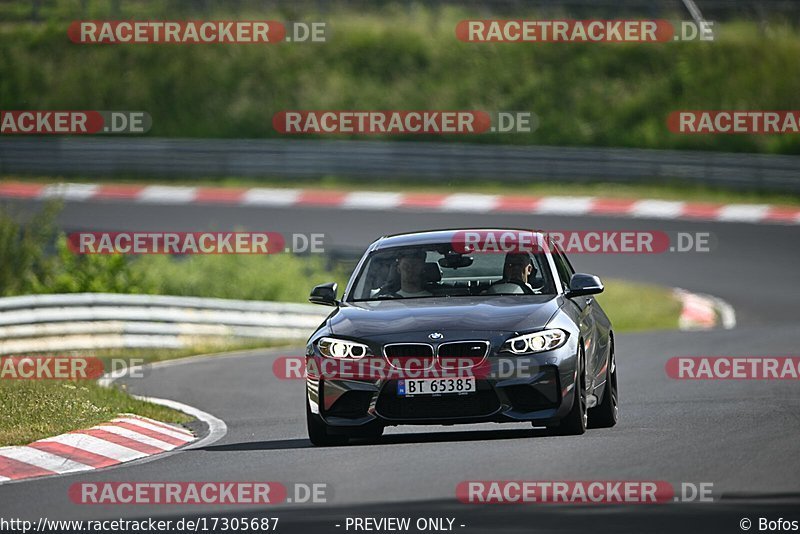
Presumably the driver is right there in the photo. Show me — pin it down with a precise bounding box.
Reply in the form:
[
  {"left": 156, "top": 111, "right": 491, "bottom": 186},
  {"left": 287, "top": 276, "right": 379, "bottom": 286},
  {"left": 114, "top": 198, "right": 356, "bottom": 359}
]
[
  {"left": 395, "top": 249, "right": 433, "bottom": 298},
  {"left": 368, "top": 256, "right": 395, "bottom": 297},
  {"left": 484, "top": 252, "right": 536, "bottom": 294}
]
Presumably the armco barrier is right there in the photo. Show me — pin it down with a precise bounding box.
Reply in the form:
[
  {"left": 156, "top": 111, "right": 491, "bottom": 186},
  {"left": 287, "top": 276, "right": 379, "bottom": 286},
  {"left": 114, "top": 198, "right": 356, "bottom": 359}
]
[
  {"left": 1, "top": 138, "right": 799, "bottom": 192},
  {"left": 0, "top": 293, "right": 330, "bottom": 355}
]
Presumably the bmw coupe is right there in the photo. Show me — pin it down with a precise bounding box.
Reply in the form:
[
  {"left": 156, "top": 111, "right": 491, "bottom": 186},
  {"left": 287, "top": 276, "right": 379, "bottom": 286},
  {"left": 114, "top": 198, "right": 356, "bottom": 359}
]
[{"left": 305, "top": 229, "right": 617, "bottom": 446}]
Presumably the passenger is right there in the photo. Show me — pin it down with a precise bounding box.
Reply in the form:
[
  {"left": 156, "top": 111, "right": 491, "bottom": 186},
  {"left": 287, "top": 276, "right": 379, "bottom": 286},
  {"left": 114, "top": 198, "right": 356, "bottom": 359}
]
[
  {"left": 484, "top": 252, "right": 536, "bottom": 294},
  {"left": 395, "top": 249, "right": 433, "bottom": 298}
]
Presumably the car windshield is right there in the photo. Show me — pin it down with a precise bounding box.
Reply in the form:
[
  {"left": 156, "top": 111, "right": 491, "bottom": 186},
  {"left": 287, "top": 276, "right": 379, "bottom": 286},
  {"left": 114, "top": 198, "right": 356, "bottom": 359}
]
[{"left": 348, "top": 243, "right": 556, "bottom": 301}]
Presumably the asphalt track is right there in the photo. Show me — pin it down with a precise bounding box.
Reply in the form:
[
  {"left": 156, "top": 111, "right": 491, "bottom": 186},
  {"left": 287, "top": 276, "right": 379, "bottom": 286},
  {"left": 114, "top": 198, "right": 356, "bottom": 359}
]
[{"left": 1, "top": 197, "right": 799, "bottom": 533}]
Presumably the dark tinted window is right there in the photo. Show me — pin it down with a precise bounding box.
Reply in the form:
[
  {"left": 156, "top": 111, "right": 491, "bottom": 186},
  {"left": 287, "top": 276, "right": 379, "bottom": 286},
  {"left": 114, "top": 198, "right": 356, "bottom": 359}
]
[{"left": 348, "top": 244, "right": 556, "bottom": 301}]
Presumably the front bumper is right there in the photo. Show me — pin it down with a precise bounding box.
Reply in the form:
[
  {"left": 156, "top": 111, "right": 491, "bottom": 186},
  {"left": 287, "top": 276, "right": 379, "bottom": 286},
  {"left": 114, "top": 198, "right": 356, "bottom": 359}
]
[{"left": 306, "top": 341, "right": 578, "bottom": 428}]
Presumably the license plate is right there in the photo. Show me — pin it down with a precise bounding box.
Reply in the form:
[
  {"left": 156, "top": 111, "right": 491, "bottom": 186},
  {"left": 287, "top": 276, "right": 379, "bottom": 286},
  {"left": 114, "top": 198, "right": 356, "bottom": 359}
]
[{"left": 397, "top": 377, "right": 476, "bottom": 396}]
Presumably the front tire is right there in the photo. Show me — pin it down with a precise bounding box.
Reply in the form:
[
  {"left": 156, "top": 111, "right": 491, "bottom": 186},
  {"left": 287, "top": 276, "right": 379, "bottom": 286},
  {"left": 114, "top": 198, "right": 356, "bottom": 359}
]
[
  {"left": 548, "top": 346, "right": 587, "bottom": 436},
  {"left": 588, "top": 344, "right": 618, "bottom": 429}
]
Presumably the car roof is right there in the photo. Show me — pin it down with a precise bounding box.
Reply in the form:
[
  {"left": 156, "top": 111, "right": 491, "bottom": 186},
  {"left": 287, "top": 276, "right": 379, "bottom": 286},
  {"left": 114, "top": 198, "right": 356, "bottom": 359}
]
[{"left": 370, "top": 228, "right": 548, "bottom": 251}]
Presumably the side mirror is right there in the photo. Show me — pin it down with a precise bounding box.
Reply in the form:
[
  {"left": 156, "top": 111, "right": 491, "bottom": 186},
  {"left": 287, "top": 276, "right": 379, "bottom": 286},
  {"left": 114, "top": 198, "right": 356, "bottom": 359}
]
[
  {"left": 309, "top": 282, "right": 339, "bottom": 306},
  {"left": 566, "top": 273, "right": 604, "bottom": 298}
]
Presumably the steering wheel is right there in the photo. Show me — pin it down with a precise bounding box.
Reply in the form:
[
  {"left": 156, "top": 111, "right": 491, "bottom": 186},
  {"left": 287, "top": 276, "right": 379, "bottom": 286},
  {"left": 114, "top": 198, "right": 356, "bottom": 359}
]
[
  {"left": 374, "top": 284, "right": 401, "bottom": 299},
  {"left": 489, "top": 279, "right": 535, "bottom": 295}
]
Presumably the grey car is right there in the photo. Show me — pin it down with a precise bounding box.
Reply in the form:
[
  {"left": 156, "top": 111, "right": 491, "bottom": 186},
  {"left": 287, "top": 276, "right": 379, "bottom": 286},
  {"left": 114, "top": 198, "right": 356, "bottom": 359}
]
[{"left": 305, "top": 229, "right": 618, "bottom": 446}]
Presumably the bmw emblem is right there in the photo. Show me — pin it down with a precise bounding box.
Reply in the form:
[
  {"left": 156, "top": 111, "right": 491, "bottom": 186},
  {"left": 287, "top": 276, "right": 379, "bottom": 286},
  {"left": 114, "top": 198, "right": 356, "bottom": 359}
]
[{"left": 428, "top": 332, "right": 444, "bottom": 340}]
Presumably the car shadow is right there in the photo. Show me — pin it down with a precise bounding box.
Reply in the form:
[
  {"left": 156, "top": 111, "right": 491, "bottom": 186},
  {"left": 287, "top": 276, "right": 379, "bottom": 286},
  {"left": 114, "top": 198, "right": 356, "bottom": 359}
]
[
  {"left": 197, "top": 427, "right": 551, "bottom": 452},
  {"left": 198, "top": 438, "right": 313, "bottom": 452},
  {"left": 378, "top": 427, "right": 551, "bottom": 444}
]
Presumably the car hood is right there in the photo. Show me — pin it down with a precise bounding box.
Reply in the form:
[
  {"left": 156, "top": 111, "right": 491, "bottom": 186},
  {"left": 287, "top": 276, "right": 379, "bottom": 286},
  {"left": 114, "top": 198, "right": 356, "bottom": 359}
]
[{"left": 328, "top": 296, "right": 561, "bottom": 338}]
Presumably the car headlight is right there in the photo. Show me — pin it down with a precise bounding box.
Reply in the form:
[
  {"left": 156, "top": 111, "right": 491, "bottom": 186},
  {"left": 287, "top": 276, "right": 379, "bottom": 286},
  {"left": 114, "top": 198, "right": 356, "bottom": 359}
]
[
  {"left": 501, "top": 329, "right": 568, "bottom": 355},
  {"left": 317, "top": 337, "right": 370, "bottom": 359}
]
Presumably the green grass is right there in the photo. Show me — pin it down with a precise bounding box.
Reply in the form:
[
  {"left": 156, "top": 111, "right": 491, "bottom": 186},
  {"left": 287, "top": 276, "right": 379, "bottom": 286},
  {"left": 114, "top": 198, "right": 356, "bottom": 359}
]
[
  {"left": 131, "top": 253, "right": 350, "bottom": 303},
  {"left": 0, "top": 207, "right": 350, "bottom": 301},
  {"left": 0, "top": 7, "right": 799, "bottom": 154},
  {"left": 597, "top": 279, "right": 683, "bottom": 332},
  {"left": 0, "top": 379, "right": 191, "bottom": 447},
  {"left": 0, "top": 339, "right": 287, "bottom": 447}
]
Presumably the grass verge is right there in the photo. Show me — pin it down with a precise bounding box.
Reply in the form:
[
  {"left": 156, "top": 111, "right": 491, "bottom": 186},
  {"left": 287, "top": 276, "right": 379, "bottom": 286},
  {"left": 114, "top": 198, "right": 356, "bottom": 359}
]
[
  {"left": 0, "top": 339, "right": 286, "bottom": 447},
  {"left": 598, "top": 279, "right": 683, "bottom": 332},
  {"left": 0, "top": 379, "right": 191, "bottom": 447}
]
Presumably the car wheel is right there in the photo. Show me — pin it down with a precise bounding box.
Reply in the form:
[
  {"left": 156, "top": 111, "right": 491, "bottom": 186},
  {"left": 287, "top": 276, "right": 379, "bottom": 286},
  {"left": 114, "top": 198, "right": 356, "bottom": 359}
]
[
  {"left": 588, "top": 345, "right": 618, "bottom": 429},
  {"left": 549, "top": 346, "right": 587, "bottom": 436},
  {"left": 306, "top": 397, "right": 349, "bottom": 446}
]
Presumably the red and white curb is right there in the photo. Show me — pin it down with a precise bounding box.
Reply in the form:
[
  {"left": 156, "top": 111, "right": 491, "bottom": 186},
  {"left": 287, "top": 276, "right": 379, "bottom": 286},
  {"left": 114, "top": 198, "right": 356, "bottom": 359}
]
[
  {"left": 2, "top": 181, "right": 799, "bottom": 225},
  {"left": 674, "top": 288, "right": 737, "bottom": 331},
  {"left": 0, "top": 349, "right": 229, "bottom": 485},
  {"left": 0, "top": 414, "right": 195, "bottom": 484}
]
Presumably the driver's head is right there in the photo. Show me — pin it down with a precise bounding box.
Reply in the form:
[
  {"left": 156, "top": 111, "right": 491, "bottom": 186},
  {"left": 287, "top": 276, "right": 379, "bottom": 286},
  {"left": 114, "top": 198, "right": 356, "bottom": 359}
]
[
  {"left": 503, "top": 253, "right": 534, "bottom": 282},
  {"left": 368, "top": 257, "right": 394, "bottom": 287},
  {"left": 396, "top": 249, "right": 426, "bottom": 280}
]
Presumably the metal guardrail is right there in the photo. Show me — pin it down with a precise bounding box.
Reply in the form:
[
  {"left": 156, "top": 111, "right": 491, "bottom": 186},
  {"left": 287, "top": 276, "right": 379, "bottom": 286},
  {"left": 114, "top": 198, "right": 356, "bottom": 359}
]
[
  {"left": 1, "top": 137, "right": 798, "bottom": 192},
  {"left": 0, "top": 293, "right": 330, "bottom": 354},
  {"left": 16, "top": 0, "right": 800, "bottom": 20}
]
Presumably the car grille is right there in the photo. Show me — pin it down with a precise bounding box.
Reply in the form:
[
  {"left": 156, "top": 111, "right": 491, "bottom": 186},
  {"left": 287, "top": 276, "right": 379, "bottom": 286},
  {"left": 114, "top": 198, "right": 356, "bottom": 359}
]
[
  {"left": 375, "top": 381, "right": 500, "bottom": 420},
  {"left": 437, "top": 341, "right": 489, "bottom": 368},
  {"left": 384, "top": 343, "right": 435, "bottom": 370}
]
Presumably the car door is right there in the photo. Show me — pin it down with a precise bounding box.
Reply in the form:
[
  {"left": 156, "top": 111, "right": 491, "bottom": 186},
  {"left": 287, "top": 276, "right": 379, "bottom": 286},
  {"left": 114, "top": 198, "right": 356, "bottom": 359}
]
[{"left": 552, "top": 244, "right": 601, "bottom": 386}]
